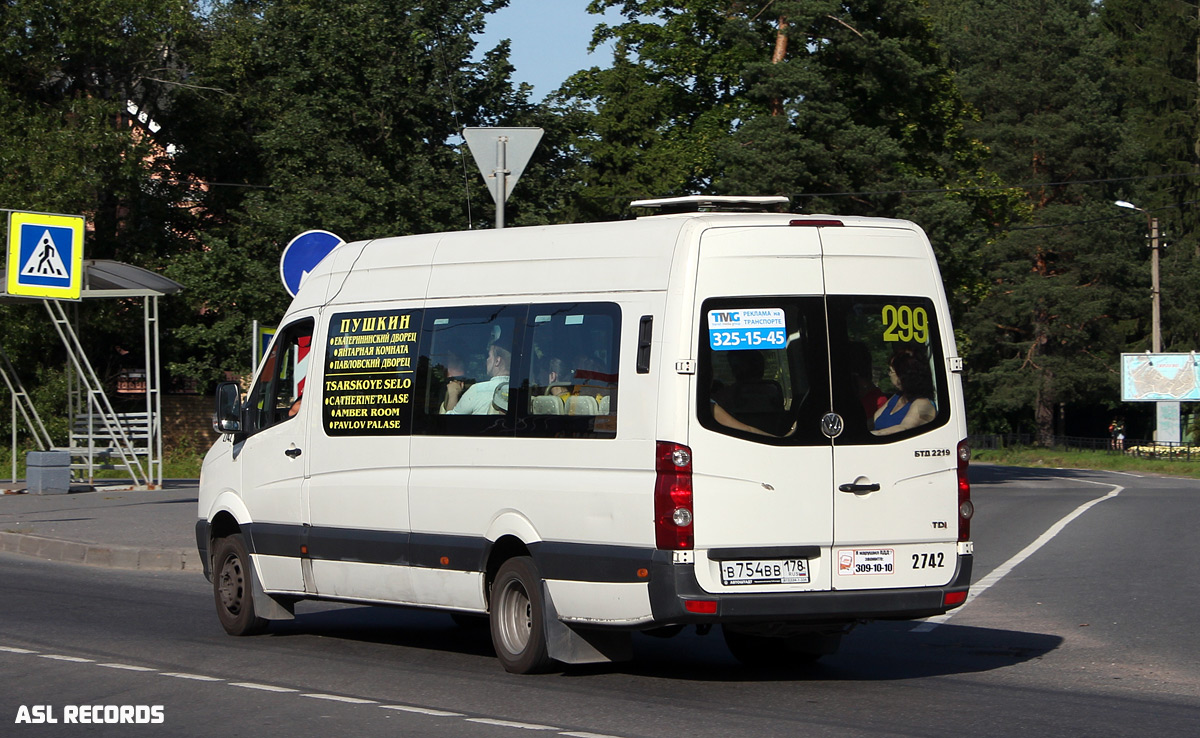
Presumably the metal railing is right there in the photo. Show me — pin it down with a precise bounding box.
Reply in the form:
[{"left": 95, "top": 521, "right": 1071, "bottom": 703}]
[{"left": 968, "top": 433, "right": 1200, "bottom": 461}]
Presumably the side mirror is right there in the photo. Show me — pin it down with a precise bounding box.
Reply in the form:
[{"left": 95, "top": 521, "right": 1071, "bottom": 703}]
[{"left": 214, "top": 382, "right": 243, "bottom": 434}]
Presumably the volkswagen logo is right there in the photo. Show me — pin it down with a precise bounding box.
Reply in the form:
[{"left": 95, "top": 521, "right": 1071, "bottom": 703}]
[{"left": 820, "top": 413, "right": 844, "bottom": 438}]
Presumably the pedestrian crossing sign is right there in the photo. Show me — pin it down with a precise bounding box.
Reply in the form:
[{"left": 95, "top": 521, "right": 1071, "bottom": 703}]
[{"left": 6, "top": 211, "right": 85, "bottom": 299}]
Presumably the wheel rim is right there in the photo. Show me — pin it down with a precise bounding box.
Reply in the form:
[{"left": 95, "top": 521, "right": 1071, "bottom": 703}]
[
  {"left": 496, "top": 577, "right": 532, "bottom": 656},
  {"left": 217, "top": 552, "right": 245, "bottom": 616}
]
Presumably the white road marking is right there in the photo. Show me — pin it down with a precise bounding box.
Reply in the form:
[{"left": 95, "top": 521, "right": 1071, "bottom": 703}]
[
  {"left": 230, "top": 682, "right": 298, "bottom": 693},
  {"left": 302, "top": 693, "right": 378, "bottom": 704},
  {"left": 1, "top": 641, "right": 635, "bottom": 737},
  {"left": 97, "top": 663, "right": 155, "bottom": 672},
  {"left": 381, "top": 705, "right": 465, "bottom": 717},
  {"left": 914, "top": 478, "right": 1123, "bottom": 632},
  {"left": 467, "top": 718, "right": 558, "bottom": 730}
]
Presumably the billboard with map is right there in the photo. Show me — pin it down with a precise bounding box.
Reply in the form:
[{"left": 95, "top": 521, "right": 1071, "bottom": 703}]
[{"left": 1121, "top": 353, "right": 1200, "bottom": 401}]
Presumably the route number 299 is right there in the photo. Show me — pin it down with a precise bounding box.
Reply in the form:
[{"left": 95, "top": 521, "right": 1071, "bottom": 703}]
[{"left": 882, "top": 305, "right": 928, "bottom": 344}]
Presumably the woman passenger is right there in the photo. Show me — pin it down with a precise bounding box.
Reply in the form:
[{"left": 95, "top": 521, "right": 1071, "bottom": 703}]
[{"left": 872, "top": 351, "right": 936, "bottom": 436}]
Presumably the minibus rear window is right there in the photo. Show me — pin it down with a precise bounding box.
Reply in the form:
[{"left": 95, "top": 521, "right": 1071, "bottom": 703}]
[
  {"left": 697, "top": 295, "right": 950, "bottom": 444},
  {"left": 826, "top": 295, "right": 950, "bottom": 443},
  {"left": 697, "top": 297, "right": 830, "bottom": 445}
]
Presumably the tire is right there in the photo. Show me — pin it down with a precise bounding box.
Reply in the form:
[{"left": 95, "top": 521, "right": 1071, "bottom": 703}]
[
  {"left": 489, "top": 557, "right": 553, "bottom": 674},
  {"left": 212, "top": 533, "right": 269, "bottom": 636}
]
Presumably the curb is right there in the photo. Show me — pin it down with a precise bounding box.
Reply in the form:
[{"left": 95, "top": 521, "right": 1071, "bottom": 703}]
[{"left": 0, "top": 531, "right": 201, "bottom": 572}]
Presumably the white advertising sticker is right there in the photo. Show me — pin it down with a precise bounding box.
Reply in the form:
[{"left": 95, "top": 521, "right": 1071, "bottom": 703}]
[{"left": 708, "top": 308, "right": 786, "bottom": 351}]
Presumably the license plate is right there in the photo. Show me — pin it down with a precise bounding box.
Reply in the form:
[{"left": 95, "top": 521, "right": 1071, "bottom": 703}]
[{"left": 719, "top": 558, "right": 810, "bottom": 586}]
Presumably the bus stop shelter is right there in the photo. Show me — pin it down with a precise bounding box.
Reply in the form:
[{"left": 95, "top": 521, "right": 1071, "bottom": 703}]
[{"left": 0, "top": 259, "right": 183, "bottom": 488}]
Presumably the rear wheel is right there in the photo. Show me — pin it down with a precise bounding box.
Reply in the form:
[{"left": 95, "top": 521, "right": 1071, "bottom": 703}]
[
  {"left": 489, "top": 557, "right": 552, "bottom": 674},
  {"left": 212, "top": 533, "right": 268, "bottom": 636}
]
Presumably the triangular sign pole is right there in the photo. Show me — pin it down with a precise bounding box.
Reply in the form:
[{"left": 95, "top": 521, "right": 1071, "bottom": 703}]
[{"left": 463, "top": 127, "right": 543, "bottom": 229}]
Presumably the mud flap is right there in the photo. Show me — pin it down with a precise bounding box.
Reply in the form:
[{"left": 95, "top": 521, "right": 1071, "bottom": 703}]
[
  {"left": 541, "top": 582, "right": 632, "bottom": 665},
  {"left": 251, "top": 571, "right": 296, "bottom": 621}
]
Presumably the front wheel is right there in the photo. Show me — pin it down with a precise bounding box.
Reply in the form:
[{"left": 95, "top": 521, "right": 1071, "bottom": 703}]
[
  {"left": 489, "top": 557, "right": 553, "bottom": 674},
  {"left": 212, "top": 533, "right": 269, "bottom": 636}
]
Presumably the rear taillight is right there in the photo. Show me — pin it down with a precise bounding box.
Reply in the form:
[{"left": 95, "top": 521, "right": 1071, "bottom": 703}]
[
  {"left": 654, "top": 441, "right": 694, "bottom": 550},
  {"left": 957, "top": 439, "right": 973, "bottom": 541}
]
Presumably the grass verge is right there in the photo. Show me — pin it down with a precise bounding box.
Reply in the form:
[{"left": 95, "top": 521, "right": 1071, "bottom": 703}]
[
  {"left": 0, "top": 445, "right": 205, "bottom": 484},
  {"left": 973, "top": 445, "right": 1200, "bottom": 480}
]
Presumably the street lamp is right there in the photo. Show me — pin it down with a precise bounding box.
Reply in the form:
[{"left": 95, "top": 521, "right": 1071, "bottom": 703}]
[
  {"left": 1114, "top": 200, "right": 1161, "bottom": 353},
  {"left": 1115, "top": 200, "right": 1176, "bottom": 444}
]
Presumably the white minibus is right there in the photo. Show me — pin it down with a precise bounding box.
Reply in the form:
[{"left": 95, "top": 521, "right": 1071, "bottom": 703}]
[{"left": 198, "top": 196, "right": 974, "bottom": 673}]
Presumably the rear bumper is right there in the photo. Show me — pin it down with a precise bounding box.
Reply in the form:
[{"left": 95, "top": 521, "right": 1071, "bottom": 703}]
[{"left": 648, "top": 552, "right": 972, "bottom": 625}]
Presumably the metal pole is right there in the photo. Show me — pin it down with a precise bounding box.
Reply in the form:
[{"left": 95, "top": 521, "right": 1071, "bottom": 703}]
[
  {"left": 494, "top": 136, "right": 509, "bottom": 229},
  {"left": 153, "top": 296, "right": 163, "bottom": 488},
  {"left": 144, "top": 296, "right": 153, "bottom": 486},
  {"left": 1151, "top": 216, "right": 1161, "bottom": 353}
]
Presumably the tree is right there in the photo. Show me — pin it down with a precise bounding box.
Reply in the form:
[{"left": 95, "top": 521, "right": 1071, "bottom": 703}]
[
  {"left": 158, "top": 0, "right": 528, "bottom": 385},
  {"left": 553, "top": 1, "right": 765, "bottom": 220},
  {"left": 935, "top": 0, "right": 1144, "bottom": 441},
  {"left": 558, "top": 1, "right": 1010, "bottom": 296},
  {"left": 1103, "top": 0, "right": 1200, "bottom": 356},
  {"left": 0, "top": 1, "right": 200, "bottom": 440}
]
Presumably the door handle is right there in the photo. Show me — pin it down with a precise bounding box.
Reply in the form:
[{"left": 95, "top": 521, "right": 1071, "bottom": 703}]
[
  {"left": 838, "top": 482, "right": 879, "bottom": 493},
  {"left": 284, "top": 447, "right": 302, "bottom": 458}
]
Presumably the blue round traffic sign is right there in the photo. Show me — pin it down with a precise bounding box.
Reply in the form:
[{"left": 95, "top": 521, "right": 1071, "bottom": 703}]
[{"left": 279, "top": 230, "right": 344, "bottom": 297}]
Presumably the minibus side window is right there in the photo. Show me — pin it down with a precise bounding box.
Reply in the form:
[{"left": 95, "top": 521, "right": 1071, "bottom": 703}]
[
  {"left": 697, "top": 298, "right": 829, "bottom": 445},
  {"left": 413, "top": 305, "right": 522, "bottom": 437},
  {"left": 826, "top": 295, "right": 949, "bottom": 443},
  {"left": 520, "top": 302, "right": 620, "bottom": 439},
  {"left": 244, "top": 318, "right": 314, "bottom": 435}
]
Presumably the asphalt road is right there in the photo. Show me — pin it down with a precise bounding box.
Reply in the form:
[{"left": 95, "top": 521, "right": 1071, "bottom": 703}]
[{"left": 2, "top": 466, "right": 1199, "bottom": 737}]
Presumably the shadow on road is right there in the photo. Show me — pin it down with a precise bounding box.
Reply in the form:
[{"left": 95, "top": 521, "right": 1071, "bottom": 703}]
[
  {"left": 266, "top": 604, "right": 497, "bottom": 659},
  {"left": 970, "top": 464, "right": 1121, "bottom": 486},
  {"left": 262, "top": 603, "right": 1062, "bottom": 682}
]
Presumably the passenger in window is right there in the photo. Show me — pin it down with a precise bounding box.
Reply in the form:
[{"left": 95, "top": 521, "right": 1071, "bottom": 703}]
[
  {"left": 848, "top": 342, "right": 886, "bottom": 427},
  {"left": 286, "top": 334, "right": 312, "bottom": 418},
  {"left": 429, "top": 352, "right": 466, "bottom": 412},
  {"left": 872, "top": 351, "right": 936, "bottom": 435},
  {"left": 442, "top": 342, "right": 511, "bottom": 415},
  {"left": 542, "top": 356, "right": 573, "bottom": 399},
  {"left": 712, "top": 350, "right": 797, "bottom": 438}
]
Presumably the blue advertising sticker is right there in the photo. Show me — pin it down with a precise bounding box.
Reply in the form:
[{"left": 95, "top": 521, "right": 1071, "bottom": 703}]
[{"left": 708, "top": 308, "right": 786, "bottom": 351}]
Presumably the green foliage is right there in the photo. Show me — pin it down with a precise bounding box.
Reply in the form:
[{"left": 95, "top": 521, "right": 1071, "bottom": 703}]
[
  {"left": 933, "top": 0, "right": 1145, "bottom": 439},
  {"left": 1, "top": 0, "right": 200, "bottom": 410},
  {"left": 1102, "top": 0, "right": 1200, "bottom": 237},
  {"left": 158, "top": 0, "right": 526, "bottom": 384},
  {"left": 0, "top": 0, "right": 1197, "bottom": 448},
  {"left": 972, "top": 445, "right": 1200, "bottom": 480}
]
